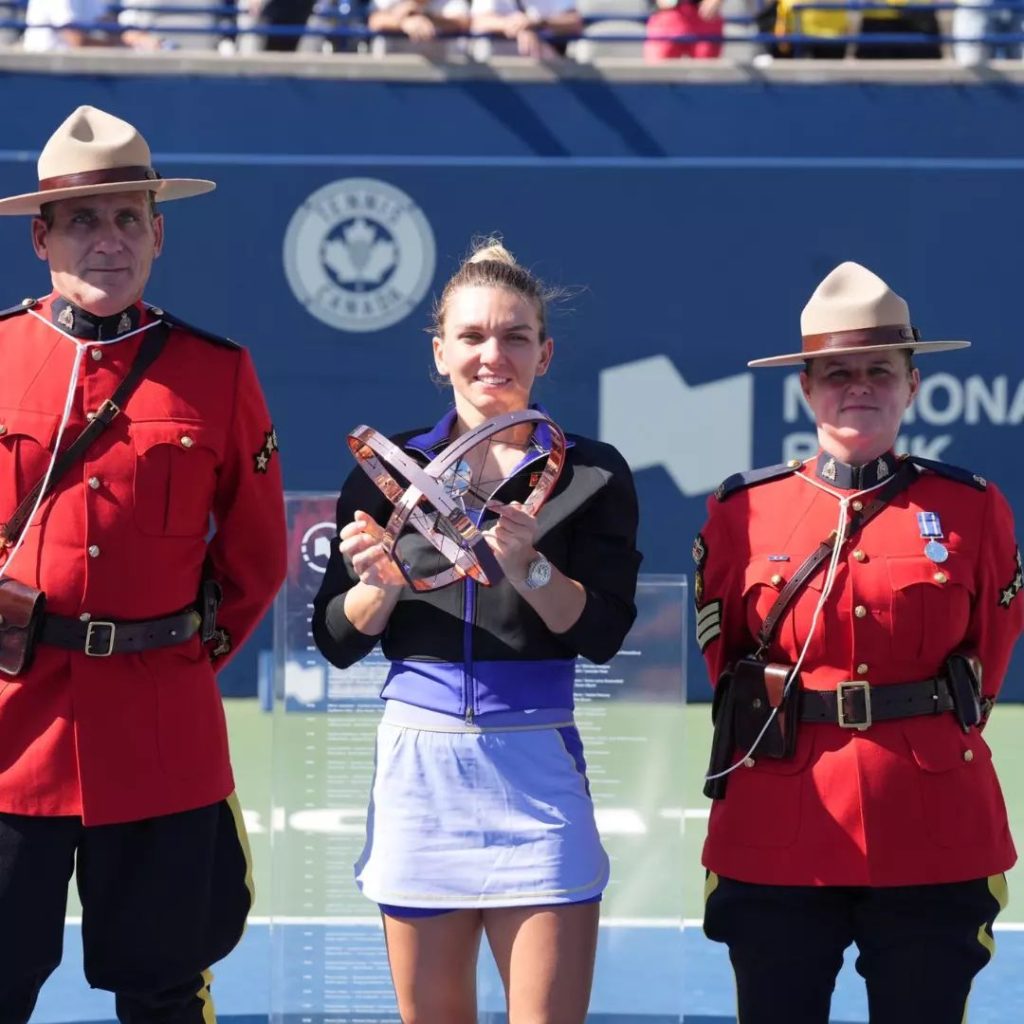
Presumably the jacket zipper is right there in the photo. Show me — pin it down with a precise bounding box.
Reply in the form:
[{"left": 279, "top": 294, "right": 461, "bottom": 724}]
[
  {"left": 461, "top": 449, "right": 552, "bottom": 722},
  {"left": 463, "top": 568, "right": 477, "bottom": 723}
]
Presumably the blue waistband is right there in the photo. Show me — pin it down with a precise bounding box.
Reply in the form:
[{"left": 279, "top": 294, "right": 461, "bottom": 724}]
[{"left": 380, "top": 659, "right": 576, "bottom": 716}]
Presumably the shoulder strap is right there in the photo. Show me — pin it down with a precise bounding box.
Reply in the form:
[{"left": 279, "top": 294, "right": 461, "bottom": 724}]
[
  {"left": 0, "top": 298, "right": 37, "bottom": 322},
  {"left": 714, "top": 461, "right": 801, "bottom": 502},
  {"left": 908, "top": 455, "right": 987, "bottom": 491},
  {"left": 0, "top": 322, "right": 170, "bottom": 548},
  {"left": 754, "top": 463, "right": 918, "bottom": 654},
  {"left": 152, "top": 307, "right": 240, "bottom": 350}
]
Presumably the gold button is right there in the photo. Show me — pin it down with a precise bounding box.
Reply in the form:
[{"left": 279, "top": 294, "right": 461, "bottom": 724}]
[
  {"left": 787, "top": 459, "right": 801, "bottom": 468},
  {"left": 86, "top": 411, "right": 96, "bottom": 422},
  {"left": 770, "top": 574, "right": 784, "bottom": 586},
  {"left": 180, "top": 435, "right": 194, "bottom": 448},
  {"left": 933, "top": 571, "right": 948, "bottom": 584},
  {"left": 21, "top": 297, "right": 34, "bottom": 308},
  {"left": 88, "top": 545, "right": 100, "bottom": 558},
  {"left": 963, "top": 749, "right": 974, "bottom": 763},
  {"left": 91, "top": 348, "right": 103, "bottom": 361},
  {"left": 851, "top": 500, "right": 864, "bottom": 512},
  {"left": 150, "top": 306, "right": 164, "bottom": 317},
  {"left": 743, "top": 757, "right": 756, "bottom": 768},
  {"left": 88, "top": 476, "right": 100, "bottom": 490},
  {"left": 854, "top": 605, "right": 867, "bottom": 618},
  {"left": 852, "top": 549, "right": 866, "bottom": 562},
  {"left": 79, "top": 612, "right": 91, "bottom": 622},
  {"left": 857, "top": 663, "right": 869, "bottom": 675},
  {"left": 0, "top": 424, "right": 7, "bottom": 436}
]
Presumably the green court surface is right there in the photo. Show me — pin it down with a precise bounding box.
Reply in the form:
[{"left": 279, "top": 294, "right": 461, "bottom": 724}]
[{"left": 65, "top": 701, "right": 1024, "bottom": 922}]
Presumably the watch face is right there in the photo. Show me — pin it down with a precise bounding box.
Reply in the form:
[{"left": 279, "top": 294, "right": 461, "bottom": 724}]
[{"left": 526, "top": 556, "right": 552, "bottom": 589}]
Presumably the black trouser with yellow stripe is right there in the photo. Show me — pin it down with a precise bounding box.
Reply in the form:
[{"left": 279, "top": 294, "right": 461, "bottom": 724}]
[
  {"left": 704, "top": 872, "right": 1007, "bottom": 1024},
  {"left": 0, "top": 795, "right": 252, "bottom": 1024}
]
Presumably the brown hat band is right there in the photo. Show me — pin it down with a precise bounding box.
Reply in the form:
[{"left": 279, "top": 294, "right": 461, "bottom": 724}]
[
  {"left": 802, "top": 323, "right": 921, "bottom": 354},
  {"left": 38, "top": 166, "right": 159, "bottom": 192}
]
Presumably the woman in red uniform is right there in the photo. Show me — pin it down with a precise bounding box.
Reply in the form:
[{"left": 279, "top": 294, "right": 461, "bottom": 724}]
[{"left": 697, "top": 261, "right": 1023, "bottom": 1024}]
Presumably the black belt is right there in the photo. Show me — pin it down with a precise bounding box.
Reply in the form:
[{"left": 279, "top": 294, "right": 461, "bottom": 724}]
[
  {"left": 40, "top": 609, "right": 202, "bottom": 657},
  {"left": 799, "top": 676, "right": 955, "bottom": 730}
]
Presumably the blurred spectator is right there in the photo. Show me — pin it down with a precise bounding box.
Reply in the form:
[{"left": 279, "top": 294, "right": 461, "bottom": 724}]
[
  {"left": 645, "top": 0, "right": 724, "bottom": 59},
  {"left": 953, "top": 0, "right": 1023, "bottom": 64},
  {"left": 853, "top": 0, "right": 941, "bottom": 57},
  {"left": 119, "top": 0, "right": 223, "bottom": 50},
  {"left": 471, "top": 0, "right": 582, "bottom": 57},
  {"left": 23, "top": 0, "right": 163, "bottom": 48},
  {"left": 368, "top": 0, "right": 470, "bottom": 55},
  {"left": 756, "top": 0, "right": 848, "bottom": 58},
  {"left": 247, "top": 0, "right": 316, "bottom": 51}
]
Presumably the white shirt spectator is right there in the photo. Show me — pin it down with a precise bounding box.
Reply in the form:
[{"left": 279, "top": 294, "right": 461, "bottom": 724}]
[
  {"left": 23, "top": 0, "right": 108, "bottom": 50},
  {"left": 472, "top": 0, "right": 573, "bottom": 17},
  {"left": 369, "top": 0, "right": 471, "bottom": 57},
  {"left": 470, "top": 0, "right": 579, "bottom": 57}
]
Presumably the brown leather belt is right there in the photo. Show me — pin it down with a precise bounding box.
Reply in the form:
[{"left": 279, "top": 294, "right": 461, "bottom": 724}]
[
  {"left": 799, "top": 677, "right": 955, "bottom": 730},
  {"left": 40, "top": 609, "right": 202, "bottom": 657}
]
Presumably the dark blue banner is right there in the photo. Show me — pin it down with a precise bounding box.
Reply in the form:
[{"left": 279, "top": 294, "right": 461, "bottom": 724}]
[{"left": 1, "top": 72, "right": 1021, "bottom": 698}]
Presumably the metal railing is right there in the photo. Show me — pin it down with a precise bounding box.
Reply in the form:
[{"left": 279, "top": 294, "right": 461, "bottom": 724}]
[{"left": 4, "top": 0, "right": 1024, "bottom": 56}]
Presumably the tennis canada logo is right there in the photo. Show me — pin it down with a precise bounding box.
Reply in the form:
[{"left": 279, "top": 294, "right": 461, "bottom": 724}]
[{"left": 283, "top": 178, "right": 436, "bottom": 333}]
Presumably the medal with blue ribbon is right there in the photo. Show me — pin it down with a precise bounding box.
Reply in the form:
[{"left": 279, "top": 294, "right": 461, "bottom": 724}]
[{"left": 917, "top": 511, "right": 949, "bottom": 563}]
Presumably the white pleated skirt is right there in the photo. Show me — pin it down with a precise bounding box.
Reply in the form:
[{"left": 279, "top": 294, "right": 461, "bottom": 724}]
[{"left": 354, "top": 701, "right": 609, "bottom": 909}]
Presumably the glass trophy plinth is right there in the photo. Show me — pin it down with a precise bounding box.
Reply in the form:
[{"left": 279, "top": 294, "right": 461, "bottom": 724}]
[{"left": 271, "top": 494, "right": 687, "bottom": 1023}]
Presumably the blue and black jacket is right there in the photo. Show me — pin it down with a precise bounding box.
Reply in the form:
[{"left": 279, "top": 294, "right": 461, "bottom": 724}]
[{"left": 311, "top": 408, "right": 642, "bottom": 720}]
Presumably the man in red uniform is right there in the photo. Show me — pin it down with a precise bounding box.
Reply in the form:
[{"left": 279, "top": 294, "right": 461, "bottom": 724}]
[
  {"left": 697, "top": 261, "right": 1023, "bottom": 1024},
  {"left": 0, "top": 106, "right": 287, "bottom": 1022}
]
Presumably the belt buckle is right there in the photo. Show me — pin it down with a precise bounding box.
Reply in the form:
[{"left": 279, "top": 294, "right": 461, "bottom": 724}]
[
  {"left": 96, "top": 398, "right": 121, "bottom": 421},
  {"left": 837, "top": 680, "right": 872, "bottom": 730},
  {"left": 85, "top": 620, "right": 116, "bottom": 657}
]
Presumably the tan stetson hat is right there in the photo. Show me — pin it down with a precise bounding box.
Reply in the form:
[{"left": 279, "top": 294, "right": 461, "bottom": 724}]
[
  {"left": 0, "top": 105, "right": 215, "bottom": 217},
  {"left": 748, "top": 261, "right": 970, "bottom": 368}
]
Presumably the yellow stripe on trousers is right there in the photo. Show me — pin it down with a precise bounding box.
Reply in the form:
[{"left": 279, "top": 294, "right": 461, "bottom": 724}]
[
  {"left": 703, "top": 873, "right": 743, "bottom": 1023},
  {"left": 197, "top": 969, "right": 216, "bottom": 1024},
  {"left": 704, "top": 870, "right": 720, "bottom": 904},
  {"left": 226, "top": 791, "right": 256, "bottom": 909},
  {"left": 961, "top": 873, "right": 1009, "bottom": 1024}
]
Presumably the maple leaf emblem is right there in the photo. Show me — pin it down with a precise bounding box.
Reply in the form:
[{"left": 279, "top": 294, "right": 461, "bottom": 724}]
[{"left": 322, "top": 218, "right": 397, "bottom": 290}]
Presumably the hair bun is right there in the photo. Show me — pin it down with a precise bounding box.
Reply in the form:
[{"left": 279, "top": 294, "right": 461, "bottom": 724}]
[{"left": 467, "top": 239, "right": 517, "bottom": 267}]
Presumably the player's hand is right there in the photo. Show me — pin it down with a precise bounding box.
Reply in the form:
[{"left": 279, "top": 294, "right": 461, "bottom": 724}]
[
  {"left": 484, "top": 500, "right": 540, "bottom": 582},
  {"left": 339, "top": 510, "right": 405, "bottom": 589}
]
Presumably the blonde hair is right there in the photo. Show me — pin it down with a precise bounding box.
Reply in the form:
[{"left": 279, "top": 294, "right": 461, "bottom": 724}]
[{"left": 432, "top": 237, "right": 551, "bottom": 338}]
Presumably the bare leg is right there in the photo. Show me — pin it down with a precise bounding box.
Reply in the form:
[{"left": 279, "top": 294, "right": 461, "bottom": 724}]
[
  {"left": 381, "top": 909, "right": 483, "bottom": 1024},
  {"left": 484, "top": 902, "right": 600, "bottom": 1024}
]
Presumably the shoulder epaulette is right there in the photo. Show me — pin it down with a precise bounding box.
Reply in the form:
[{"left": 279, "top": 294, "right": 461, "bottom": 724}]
[
  {"left": 908, "top": 455, "right": 987, "bottom": 491},
  {"left": 150, "top": 306, "right": 240, "bottom": 350},
  {"left": 0, "top": 297, "right": 39, "bottom": 321},
  {"left": 714, "top": 461, "right": 801, "bottom": 502}
]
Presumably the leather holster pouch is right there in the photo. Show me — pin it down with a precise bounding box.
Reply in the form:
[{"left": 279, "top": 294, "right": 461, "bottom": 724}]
[
  {"left": 946, "top": 651, "right": 983, "bottom": 732},
  {"left": 0, "top": 578, "right": 46, "bottom": 677},
  {"left": 731, "top": 657, "right": 800, "bottom": 760},
  {"left": 704, "top": 670, "right": 737, "bottom": 800},
  {"left": 198, "top": 578, "right": 223, "bottom": 643}
]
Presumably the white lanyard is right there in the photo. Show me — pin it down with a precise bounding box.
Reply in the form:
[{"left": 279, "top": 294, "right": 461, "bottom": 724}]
[
  {"left": 0, "top": 312, "right": 161, "bottom": 580},
  {"left": 705, "top": 468, "right": 895, "bottom": 783}
]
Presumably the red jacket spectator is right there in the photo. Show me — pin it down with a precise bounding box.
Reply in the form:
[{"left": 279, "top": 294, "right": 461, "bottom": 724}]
[{"left": 645, "top": 0, "right": 723, "bottom": 59}]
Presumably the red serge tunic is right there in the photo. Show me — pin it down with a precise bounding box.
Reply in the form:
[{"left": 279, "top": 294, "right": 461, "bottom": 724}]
[
  {"left": 697, "top": 452, "right": 1023, "bottom": 887},
  {"left": 0, "top": 294, "right": 287, "bottom": 825}
]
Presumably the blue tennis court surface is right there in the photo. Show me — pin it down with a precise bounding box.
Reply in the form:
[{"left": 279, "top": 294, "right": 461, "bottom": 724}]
[{"left": 35, "top": 921, "right": 1024, "bottom": 1023}]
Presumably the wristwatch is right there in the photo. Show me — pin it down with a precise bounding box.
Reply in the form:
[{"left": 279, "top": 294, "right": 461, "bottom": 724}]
[{"left": 522, "top": 554, "right": 553, "bottom": 590}]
